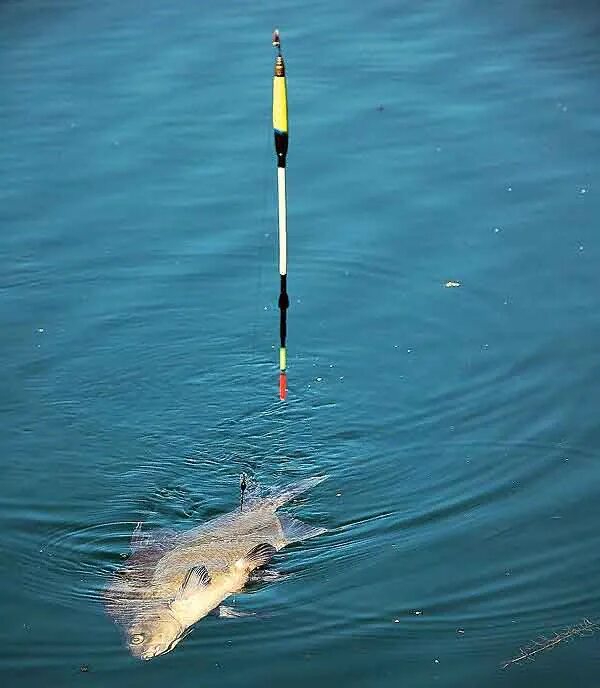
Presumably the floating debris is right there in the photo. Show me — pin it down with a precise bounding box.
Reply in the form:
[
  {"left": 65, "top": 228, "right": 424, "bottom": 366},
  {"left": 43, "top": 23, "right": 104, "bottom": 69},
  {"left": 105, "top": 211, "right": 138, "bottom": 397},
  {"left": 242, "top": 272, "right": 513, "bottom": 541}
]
[{"left": 502, "top": 618, "right": 598, "bottom": 669}]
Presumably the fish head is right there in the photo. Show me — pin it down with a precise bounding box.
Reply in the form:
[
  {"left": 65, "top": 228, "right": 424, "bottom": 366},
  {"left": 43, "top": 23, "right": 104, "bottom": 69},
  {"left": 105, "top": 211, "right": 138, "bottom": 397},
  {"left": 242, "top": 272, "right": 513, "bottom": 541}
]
[{"left": 126, "top": 612, "right": 186, "bottom": 660}]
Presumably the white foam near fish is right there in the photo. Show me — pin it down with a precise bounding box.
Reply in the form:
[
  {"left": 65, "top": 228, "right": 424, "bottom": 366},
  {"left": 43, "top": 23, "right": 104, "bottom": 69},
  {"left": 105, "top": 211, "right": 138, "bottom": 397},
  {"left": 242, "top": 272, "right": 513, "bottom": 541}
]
[{"left": 104, "top": 476, "right": 328, "bottom": 660}]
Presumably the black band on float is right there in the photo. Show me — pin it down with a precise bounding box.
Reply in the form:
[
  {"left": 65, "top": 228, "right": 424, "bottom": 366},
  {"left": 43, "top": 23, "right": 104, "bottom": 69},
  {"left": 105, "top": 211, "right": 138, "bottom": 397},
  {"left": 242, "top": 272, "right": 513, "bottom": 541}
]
[
  {"left": 274, "top": 131, "right": 288, "bottom": 164},
  {"left": 279, "top": 274, "right": 288, "bottom": 347}
]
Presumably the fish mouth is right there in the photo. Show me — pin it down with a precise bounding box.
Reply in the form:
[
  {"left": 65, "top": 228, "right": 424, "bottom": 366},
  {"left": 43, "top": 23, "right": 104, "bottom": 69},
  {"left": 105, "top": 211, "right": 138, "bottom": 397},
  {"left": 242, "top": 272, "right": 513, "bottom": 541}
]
[
  {"left": 140, "top": 646, "right": 169, "bottom": 661},
  {"left": 129, "top": 614, "right": 188, "bottom": 660},
  {"left": 139, "top": 635, "right": 187, "bottom": 660}
]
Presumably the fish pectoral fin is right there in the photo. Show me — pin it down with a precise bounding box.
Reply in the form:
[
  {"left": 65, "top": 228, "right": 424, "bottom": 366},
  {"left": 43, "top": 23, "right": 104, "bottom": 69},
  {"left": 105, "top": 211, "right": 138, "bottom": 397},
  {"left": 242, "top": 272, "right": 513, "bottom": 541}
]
[
  {"left": 213, "top": 605, "right": 256, "bottom": 619},
  {"left": 171, "top": 565, "right": 212, "bottom": 611},
  {"left": 237, "top": 543, "right": 277, "bottom": 571},
  {"left": 248, "top": 568, "right": 289, "bottom": 585},
  {"left": 178, "top": 565, "right": 211, "bottom": 597}
]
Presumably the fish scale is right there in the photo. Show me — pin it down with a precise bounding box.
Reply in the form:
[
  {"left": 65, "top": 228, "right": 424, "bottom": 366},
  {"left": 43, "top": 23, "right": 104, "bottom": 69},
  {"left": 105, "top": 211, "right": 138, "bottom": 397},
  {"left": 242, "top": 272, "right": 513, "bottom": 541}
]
[{"left": 154, "top": 508, "right": 287, "bottom": 583}]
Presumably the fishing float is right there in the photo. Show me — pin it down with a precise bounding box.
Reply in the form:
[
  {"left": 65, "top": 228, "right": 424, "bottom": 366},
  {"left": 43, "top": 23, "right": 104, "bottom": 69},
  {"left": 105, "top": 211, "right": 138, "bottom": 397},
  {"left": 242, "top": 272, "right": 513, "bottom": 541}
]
[{"left": 272, "top": 29, "right": 289, "bottom": 401}]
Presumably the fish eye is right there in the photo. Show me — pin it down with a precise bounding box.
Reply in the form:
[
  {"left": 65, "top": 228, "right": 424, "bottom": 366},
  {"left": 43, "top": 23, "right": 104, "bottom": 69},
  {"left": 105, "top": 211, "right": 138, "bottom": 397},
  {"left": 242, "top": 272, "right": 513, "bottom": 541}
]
[{"left": 130, "top": 634, "right": 145, "bottom": 645}]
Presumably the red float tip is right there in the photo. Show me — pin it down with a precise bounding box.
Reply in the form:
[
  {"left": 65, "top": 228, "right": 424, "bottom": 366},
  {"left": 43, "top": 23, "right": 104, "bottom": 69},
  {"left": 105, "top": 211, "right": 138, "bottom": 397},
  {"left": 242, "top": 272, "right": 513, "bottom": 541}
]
[{"left": 279, "top": 372, "right": 287, "bottom": 400}]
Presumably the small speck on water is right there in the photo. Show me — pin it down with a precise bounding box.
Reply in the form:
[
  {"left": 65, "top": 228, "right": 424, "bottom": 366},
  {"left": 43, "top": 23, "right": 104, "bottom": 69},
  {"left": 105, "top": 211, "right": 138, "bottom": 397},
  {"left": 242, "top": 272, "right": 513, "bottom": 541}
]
[
  {"left": 457, "top": 628, "right": 465, "bottom": 635},
  {"left": 80, "top": 665, "right": 89, "bottom": 673},
  {"left": 394, "top": 619, "right": 400, "bottom": 623},
  {"left": 434, "top": 658, "right": 440, "bottom": 664},
  {"left": 336, "top": 492, "right": 342, "bottom": 497},
  {"left": 493, "top": 226, "right": 501, "bottom": 233},
  {"left": 579, "top": 187, "right": 588, "bottom": 195},
  {"left": 37, "top": 328, "right": 44, "bottom": 333},
  {"left": 444, "top": 280, "right": 460, "bottom": 288},
  {"left": 414, "top": 610, "right": 422, "bottom": 616},
  {"left": 507, "top": 186, "right": 513, "bottom": 192},
  {"left": 316, "top": 377, "right": 322, "bottom": 382},
  {"left": 407, "top": 348, "right": 412, "bottom": 353},
  {"left": 578, "top": 245, "right": 584, "bottom": 252}
]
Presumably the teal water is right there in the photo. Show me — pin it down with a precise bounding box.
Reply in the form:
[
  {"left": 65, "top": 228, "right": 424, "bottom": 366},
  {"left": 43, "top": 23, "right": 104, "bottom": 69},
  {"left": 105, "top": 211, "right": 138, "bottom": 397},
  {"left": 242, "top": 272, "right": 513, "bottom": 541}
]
[{"left": 2, "top": 1, "right": 600, "bottom": 685}]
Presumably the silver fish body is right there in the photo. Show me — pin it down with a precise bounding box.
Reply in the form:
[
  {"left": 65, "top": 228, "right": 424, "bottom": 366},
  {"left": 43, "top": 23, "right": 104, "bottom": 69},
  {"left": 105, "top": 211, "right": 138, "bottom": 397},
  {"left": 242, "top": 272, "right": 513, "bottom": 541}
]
[{"left": 104, "top": 476, "right": 327, "bottom": 660}]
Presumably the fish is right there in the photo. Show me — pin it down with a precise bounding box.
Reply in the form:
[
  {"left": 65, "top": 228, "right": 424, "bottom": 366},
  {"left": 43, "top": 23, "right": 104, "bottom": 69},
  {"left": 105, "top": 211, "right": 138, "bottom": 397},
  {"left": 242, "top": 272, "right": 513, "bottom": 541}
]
[{"left": 104, "top": 475, "right": 327, "bottom": 660}]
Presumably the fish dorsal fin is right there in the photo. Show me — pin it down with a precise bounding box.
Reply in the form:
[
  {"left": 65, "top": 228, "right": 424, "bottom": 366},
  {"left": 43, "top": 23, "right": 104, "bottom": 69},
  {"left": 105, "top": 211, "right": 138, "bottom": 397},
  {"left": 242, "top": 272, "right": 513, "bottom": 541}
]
[
  {"left": 130, "top": 521, "right": 151, "bottom": 552},
  {"left": 181, "top": 565, "right": 211, "bottom": 593},
  {"left": 130, "top": 522, "right": 178, "bottom": 554},
  {"left": 244, "top": 543, "right": 277, "bottom": 569}
]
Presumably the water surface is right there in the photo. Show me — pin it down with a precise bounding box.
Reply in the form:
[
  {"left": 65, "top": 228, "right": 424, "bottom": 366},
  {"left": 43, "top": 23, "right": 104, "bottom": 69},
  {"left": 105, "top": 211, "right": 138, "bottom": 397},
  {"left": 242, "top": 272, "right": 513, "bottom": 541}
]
[{"left": 2, "top": 1, "right": 600, "bottom": 685}]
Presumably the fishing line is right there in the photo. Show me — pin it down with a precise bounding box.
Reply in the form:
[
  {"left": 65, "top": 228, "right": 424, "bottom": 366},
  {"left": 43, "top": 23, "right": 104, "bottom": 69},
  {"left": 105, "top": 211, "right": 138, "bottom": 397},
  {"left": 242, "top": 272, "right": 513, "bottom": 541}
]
[
  {"left": 205, "top": 31, "right": 296, "bottom": 488},
  {"left": 247, "top": 35, "right": 285, "bottom": 404},
  {"left": 247, "top": 120, "right": 273, "bottom": 389},
  {"left": 220, "top": 68, "right": 277, "bottom": 484}
]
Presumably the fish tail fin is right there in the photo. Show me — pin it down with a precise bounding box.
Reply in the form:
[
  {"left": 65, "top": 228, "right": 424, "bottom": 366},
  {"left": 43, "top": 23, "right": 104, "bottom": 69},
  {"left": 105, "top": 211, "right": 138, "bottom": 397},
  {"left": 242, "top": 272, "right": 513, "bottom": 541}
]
[
  {"left": 270, "top": 475, "right": 328, "bottom": 509},
  {"left": 278, "top": 513, "right": 327, "bottom": 544}
]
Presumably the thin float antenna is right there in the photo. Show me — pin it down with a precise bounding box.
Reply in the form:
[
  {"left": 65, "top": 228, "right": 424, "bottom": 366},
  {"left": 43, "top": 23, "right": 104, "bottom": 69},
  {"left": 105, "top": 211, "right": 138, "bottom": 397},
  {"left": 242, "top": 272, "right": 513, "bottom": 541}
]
[{"left": 272, "top": 29, "right": 289, "bottom": 400}]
